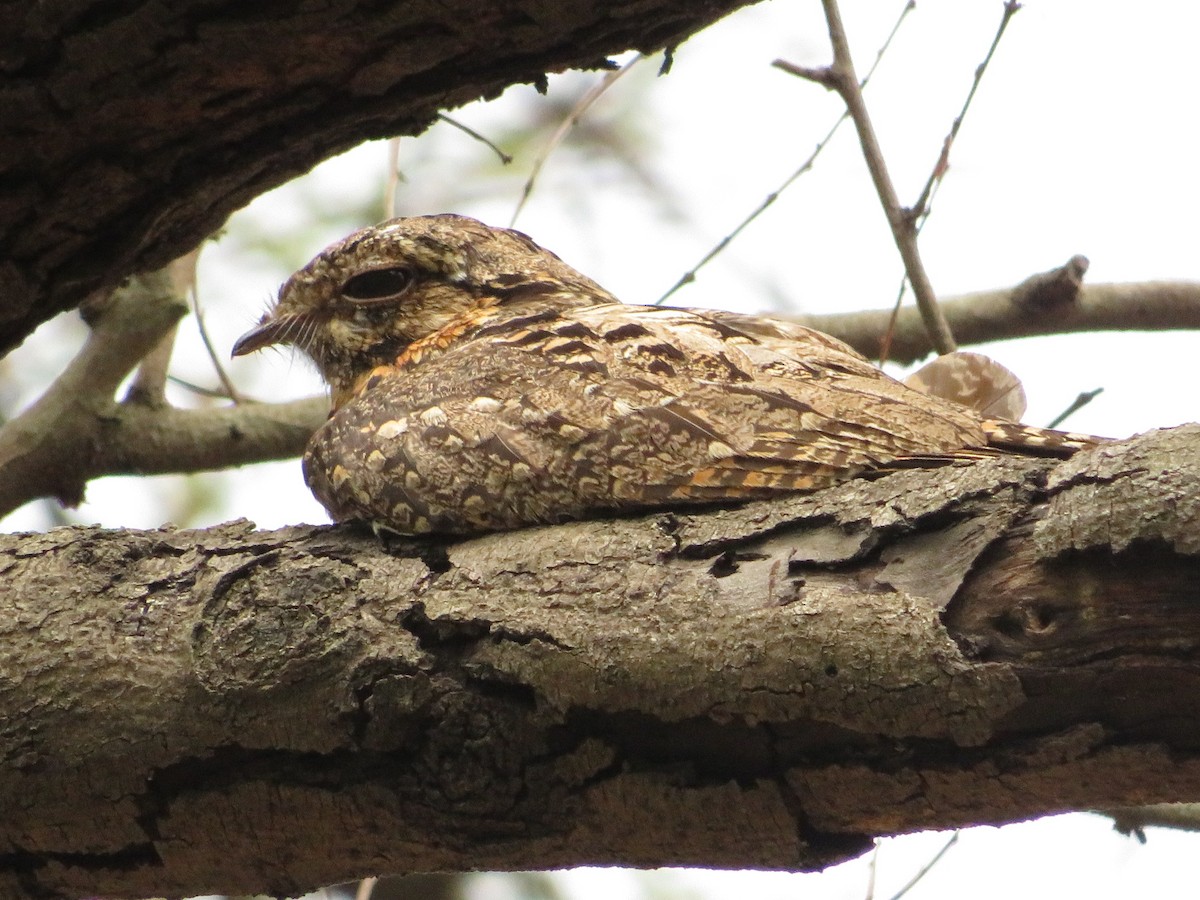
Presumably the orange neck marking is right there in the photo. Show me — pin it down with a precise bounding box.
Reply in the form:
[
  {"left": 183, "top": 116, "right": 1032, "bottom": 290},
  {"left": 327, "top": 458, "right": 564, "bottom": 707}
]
[{"left": 330, "top": 302, "right": 505, "bottom": 411}]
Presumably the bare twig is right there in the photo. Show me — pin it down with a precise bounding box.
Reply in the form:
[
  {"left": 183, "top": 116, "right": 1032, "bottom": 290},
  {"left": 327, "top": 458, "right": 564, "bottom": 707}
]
[
  {"left": 876, "top": 3, "right": 1021, "bottom": 362},
  {"left": 911, "top": 1, "right": 1022, "bottom": 221},
  {"left": 876, "top": 282, "right": 906, "bottom": 365},
  {"left": 167, "top": 375, "right": 237, "bottom": 399},
  {"left": 880, "top": 251, "right": 1081, "bottom": 365},
  {"left": 1048, "top": 387, "right": 1103, "bottom": 429},
  {"left": 877, "top": 178, "right": 939, "bottom": 363},
  {"left": 383, "top": 137, "right": 402, "bottom": 220},
  {"left": 785, "top": 276, "right": 1200, "bottom": 364},
  {"left": 437, "top": 114, "right": 513, "bottom": 165},
  {"left": 509, "top": 53, "right": 644, "bottom": 227},
  {"left": 878, "top": 160, "right": 952, "bottom": 363},
  {"left": 180, "top": 246, "right": 245, "bottom": 404},
  {"left": 656, "top": 0, "right": 915, "bottom": 307},
  {"left": 886, "top": 832, "right": 959, "bottom": 900},
  {"left": 864, "top": 838, "right": 880, "bottom": 900},
  {"left": 788, "top": 0, "right": 956, "bottom": 354}
]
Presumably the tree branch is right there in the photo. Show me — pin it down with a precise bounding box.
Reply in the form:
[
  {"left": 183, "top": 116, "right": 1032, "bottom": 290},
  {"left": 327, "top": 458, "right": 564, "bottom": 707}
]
[
  {"left": 793, "top": 270, "right": 1200, "bottom": 364},
  {"left": 6, "top": 259, "right": 1197, "bottom": 521},
  {"left": 2, "top": 425, "right": 1199, "bottom": 900},
  {"left": 783, "top": 0, "right": 957, "bottom": 355},
  {"left": 0, "top": 394, "right": 327, "bottom": 518},
  {"left": 908, "top": 1, "right": 1022, "bottom": 221},
  {"left": 658, "top": 0, "right": 915, "bottom": 307},
  {"left": 0, "top": 0, "right": 762, "bottom": 356},
  {"left": 0, "top": 270, "right": 326, "bottom": 517},
  {"left": 0, "top": 274, "right": 186, "bottom": 508}
]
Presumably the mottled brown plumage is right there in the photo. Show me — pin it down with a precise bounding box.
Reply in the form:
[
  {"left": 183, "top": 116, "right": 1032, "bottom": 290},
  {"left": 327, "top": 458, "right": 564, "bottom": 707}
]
[{"left": 233, "top": 214, "right": 1101, "bottom": 535}]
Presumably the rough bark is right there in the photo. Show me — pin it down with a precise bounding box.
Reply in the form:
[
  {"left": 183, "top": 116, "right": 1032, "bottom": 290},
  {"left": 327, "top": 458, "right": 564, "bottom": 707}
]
[
  {"left": 2, "top": 425, "right": 1199, "bottom": 900},
  {"left": 0, "top": 0, "right": 758, "bottom": 355}
]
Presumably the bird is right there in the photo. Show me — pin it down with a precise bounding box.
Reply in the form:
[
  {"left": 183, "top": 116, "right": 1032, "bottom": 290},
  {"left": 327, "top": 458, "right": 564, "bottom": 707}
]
[{"left": 232, "top": 214, "right": 1101, "bottom": 535}]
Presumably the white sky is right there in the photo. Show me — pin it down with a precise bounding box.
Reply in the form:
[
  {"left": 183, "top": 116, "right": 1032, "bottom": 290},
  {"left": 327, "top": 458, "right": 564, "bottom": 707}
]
[{"left": 6, "top": 0, "right": 1200, "bottom": 896}]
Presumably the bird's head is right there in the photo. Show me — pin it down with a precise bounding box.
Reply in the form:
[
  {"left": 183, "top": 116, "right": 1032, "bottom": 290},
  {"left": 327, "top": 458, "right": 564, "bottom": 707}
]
[{"left": 232, "top": 214, "right": 616, "bottom": 399}]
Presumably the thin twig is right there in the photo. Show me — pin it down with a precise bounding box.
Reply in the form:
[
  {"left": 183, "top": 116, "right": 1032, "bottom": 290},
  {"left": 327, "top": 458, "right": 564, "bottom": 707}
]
[
  {"left": 655, "top": 0, "right": 915, "bottom": 306},
  {"left": 166, "top": 375, "right": 234, "bottom": 399},
  {"left": 1047, "top": 387, "right": 1104, "bottom": 429},
  {"left": 383, "top": 137, "right": 402, "bottom": 219},
  {"left": 864, "top": 838, "right": 880, "bottom": 900},
  {"left": 795, "top": 0, "right": 956, "bottom": 354},
  {"left": 509, "top": 53, "right": 644, "bottom": 227},
  {"left": 354, "top": 876, "right": 378, "bottom": 900},
  {"left": 878, "top": 5, "right": 1020, "bottom": 361},
  {"left": 877, "top": 270, "right": 909, "bottom": 364},
  {"left": 185, "top": 247, "right": 244, "bottom": 403},
  {"left": 911, "top": 1, "right": 1022, "bottom": 221},
  {"left": 885, "top": 831, "right": 959, "bottom": 900},
  {"left": 436, "top": 114, "right": 512, "bottom": 165}
]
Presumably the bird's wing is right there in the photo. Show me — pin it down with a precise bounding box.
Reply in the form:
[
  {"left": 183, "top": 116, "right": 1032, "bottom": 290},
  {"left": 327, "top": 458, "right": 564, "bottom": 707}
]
[
  {"left": 566, "top": 304, "right": 994, "bottom": 502},
  {"left": 305, "top": 303, "right": 995, "bottom": 532}
]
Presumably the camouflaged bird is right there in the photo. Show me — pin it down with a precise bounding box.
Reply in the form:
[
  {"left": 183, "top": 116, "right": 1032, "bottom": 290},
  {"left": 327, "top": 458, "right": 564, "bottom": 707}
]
[{"left": 232, "top": 214, "right": 1101, "bottom": 535}]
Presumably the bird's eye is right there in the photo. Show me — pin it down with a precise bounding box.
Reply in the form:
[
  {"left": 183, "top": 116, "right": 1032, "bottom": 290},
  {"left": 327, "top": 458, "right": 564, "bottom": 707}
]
[{"left": 342, "top": 267, "right": 414, "bottom": 303}]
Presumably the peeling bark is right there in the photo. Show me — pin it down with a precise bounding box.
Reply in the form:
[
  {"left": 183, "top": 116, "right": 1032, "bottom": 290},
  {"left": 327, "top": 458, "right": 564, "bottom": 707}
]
[{"left": 2, "top": 425, "right": 1199, "bottom": 900}]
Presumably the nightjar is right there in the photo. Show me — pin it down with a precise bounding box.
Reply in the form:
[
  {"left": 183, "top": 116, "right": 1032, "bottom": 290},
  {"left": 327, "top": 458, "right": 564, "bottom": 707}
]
[{"left": 233, "top": 214, "right": 1099, "bottom": 535}]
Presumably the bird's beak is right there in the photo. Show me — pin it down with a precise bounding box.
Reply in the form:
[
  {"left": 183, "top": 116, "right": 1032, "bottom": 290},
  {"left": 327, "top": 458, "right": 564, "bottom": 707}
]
[{"left": 231, "top": 317, "right": 288, "bottom": 357}]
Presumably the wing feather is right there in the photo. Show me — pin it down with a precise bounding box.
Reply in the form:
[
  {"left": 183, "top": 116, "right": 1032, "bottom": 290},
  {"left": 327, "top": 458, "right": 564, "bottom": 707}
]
[{"left": 310, "top": 302, "right": 996, "bottom": 530}]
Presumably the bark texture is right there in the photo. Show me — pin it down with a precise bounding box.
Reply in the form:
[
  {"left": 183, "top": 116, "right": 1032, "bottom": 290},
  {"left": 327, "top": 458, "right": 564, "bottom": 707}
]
[
  {"left": 0, "top": 0, "right": 757, "bottom": 354},
  {"left": 2, "top": 425, "right": 1199, "bottom": 900}
]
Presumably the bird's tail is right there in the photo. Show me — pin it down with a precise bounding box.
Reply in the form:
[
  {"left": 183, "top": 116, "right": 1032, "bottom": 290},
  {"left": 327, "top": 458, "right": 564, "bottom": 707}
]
[{"left": 981, "top": 419, "right": 1106, "bottom": 457}]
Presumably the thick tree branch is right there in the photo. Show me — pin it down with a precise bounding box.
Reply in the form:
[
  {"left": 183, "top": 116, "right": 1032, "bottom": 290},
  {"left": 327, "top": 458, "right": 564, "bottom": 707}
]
[
  {"left": 2, "top": 425, "right": 1199, "bottom": 900},
  {"left": 0, "top": 0, "right": 761, "bottom": 356}
]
